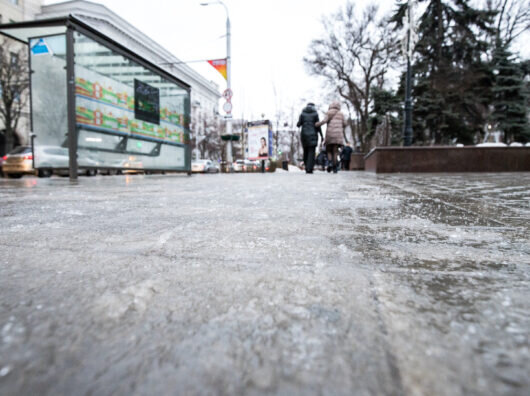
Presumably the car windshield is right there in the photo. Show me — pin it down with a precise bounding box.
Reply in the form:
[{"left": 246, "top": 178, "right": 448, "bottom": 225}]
[{"left": 9, "top": 146, "right": 31, "bottom": 155}]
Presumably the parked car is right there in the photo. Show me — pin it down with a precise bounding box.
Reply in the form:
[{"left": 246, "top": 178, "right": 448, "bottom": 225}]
[
  {"left": 192, "top": 159, "right": 219, "bottom": 173},
  {"left": 99, "top": 167, "right": 121, "bottom": 176},
  {"left": 2, "top": 146, "right": 34, "bottom": 178},
  {"left": 121, "top": 156, "right": 144, "bottom": 174},
  {"left": 209, "top": 162, "right": 221, "bottom": 173},
  {"left": 0, "top": 154, "right": 6, "bottom": 177},
  {"left": 243, "top": 159, "right": 256, "bottom": 172},
  {"left": 232, "top": 159, "right": 244, "bottom": 172},
  {"left": 232, "top": 159, "right": 245, "bottom": 172},
  {"left": 35, "top": 146, "right": 98, "bottom": 177},
  {"left": 219, "top": 160, "right": 233, "bottom": 173}
]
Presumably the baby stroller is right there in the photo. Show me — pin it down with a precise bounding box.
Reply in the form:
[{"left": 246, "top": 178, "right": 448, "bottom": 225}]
[{"left": 316, "top": 148, "right": 328, "bottom": 171}]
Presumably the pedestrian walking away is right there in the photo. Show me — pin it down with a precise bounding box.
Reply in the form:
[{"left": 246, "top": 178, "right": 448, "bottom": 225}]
[
  {"left": 297, "top": 102, "right": 323, "bottom": 174},
  {"left": 341, "top": 143, "right": 353, "bottom": 171},
  {"left": 316, "top": 101, "right": 346, "bottom": 173},
  {"left": 316, "top": 147, "right": 328, "bottom": 171}
]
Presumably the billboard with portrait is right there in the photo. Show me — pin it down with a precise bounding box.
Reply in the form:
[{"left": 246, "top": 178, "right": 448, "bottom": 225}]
[{"left": 247, "top": 120, "right": 272, "bottom": 160}]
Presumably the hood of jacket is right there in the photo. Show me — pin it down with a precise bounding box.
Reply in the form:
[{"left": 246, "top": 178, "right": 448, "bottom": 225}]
[
  {"left": 303, "top": 104, "right": 317, "bottom": 114},
  {"left": 328, "top": 101, "right": 341, "bottom": 112}
]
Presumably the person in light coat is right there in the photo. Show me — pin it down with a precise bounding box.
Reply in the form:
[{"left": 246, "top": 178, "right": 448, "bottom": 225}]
[{"left": 316, "top": 101, "right": 347, "bottom": 173}]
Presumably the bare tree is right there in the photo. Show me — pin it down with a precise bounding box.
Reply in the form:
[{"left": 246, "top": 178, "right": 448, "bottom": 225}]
[
  {"left": 0, "top": 40, "right": 29, "bottom": 153},
  {"left": 288, "top": 129, "right": 302, "bottom": 164},
  {"left": 230, "top": 118, "right": 247, "bottom": 160},
  {"left": 280, "top": 102, "right": 304, "bottom": 164},
  {"left": 191, "top": 114, "right": 221, "bottom": 160},
  {"left": 304, "top": 2, "right": 398, "bottom": 151},
  {"left": 485, "top": 0, "right": 530, "bottom": 47},
  {"left": 473, "top": 0, "right": 529, "bottom": 142}
]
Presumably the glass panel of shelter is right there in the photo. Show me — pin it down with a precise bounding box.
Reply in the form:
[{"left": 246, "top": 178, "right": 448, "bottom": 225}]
[
  {"left": 73, "top": 31, "right": 190, "bottom": 171},
  {"left": 29, "top": 33, "right": 69, "bottom": 169}
]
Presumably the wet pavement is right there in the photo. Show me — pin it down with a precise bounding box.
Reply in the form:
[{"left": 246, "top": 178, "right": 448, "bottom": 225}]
[{"left": 0, "top": 172, "right": 528, "bottom": 395}]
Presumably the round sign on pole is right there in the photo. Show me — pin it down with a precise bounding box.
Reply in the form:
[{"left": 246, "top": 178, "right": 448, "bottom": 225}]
[
  {"left": 223, "top": 101, "right": 233, "bottom": 114},
  {"left": 222, "top": 88, "right": 233, "bottom": 100}
]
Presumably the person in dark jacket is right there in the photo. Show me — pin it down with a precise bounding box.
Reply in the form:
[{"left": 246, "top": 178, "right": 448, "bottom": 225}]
[
  {"left": 316, "top": 147, "right": 328, "bottom": 171},
  {"left": 297, "top": 103, "right": 323, "bottom": 174},
  {"left": 341, "top": 143, "right": 353, "bottom": 170}
]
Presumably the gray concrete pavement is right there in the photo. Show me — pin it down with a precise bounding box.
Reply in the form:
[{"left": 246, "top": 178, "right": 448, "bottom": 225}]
[{"left": 0, "top": 171, "right": 528, "bottom": 395}]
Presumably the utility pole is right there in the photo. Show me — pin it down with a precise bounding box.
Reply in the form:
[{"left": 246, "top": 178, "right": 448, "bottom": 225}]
[
  {"left": 402, "top": 0, "right": 418, "bottom": 147},
  {"left": 225, "top": 9, "right": 232, "bottom": 162},
  {"left": 403, "top": 43, "right": 413, "bottom": 146},
  {"left": 201, "top": 1, "right": 234, "bottom": 165}
]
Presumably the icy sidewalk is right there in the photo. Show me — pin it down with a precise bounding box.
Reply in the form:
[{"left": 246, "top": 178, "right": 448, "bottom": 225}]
[{"left": 0, "top": 172, "right": 528, "bottom": 395}]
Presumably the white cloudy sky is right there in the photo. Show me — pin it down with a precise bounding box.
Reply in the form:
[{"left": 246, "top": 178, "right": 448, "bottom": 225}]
[{"left": 43, "top": 0, "right": 397, "bottom": 121}]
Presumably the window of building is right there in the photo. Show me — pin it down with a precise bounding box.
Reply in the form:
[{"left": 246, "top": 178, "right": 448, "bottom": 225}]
[{"left": 10, "top": 52, "right": 18, "bottom": 65}]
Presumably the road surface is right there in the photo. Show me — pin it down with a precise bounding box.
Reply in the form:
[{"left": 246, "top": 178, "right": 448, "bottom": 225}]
[{"left": 0, "top": 171, "right": 528, "bottom": 395}]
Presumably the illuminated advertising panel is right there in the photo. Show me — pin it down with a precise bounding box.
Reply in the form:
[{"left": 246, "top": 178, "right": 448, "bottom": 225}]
[
  {"left": 247, "top": 120, "right": 272, "bottom": 160},
  {"left": 75, "top": 67, "right": 186, "bottom": 145},
  {"left": 134, "top": 79, "right": 160, "bottom": 125}
]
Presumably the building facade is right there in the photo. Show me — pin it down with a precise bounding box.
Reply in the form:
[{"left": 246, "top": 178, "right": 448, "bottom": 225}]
[{"left": 0, "top": 0, "right": 42, "bottom": 24}]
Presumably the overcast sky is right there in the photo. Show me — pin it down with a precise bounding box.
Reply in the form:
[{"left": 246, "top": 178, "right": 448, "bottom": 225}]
[{"left": 42, "top": 0, "right": 397, "bottom": 121}]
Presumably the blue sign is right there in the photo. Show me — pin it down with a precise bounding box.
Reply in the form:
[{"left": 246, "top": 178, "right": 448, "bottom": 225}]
[{"left": 31, "top": 39, "right": 52, "bottom": 56}]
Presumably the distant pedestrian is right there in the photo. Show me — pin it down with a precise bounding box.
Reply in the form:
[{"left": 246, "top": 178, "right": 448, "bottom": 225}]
[
  {"left": 316, "top": 101, "right": 346, "bottom": 173},
  {"left": 316, "top": 147, "right": 328, "bottom": 171},
  {"left": 341, "top": 143, "right": 353, "bottom": 171},
  {"left": 297, "top": 102, "right": 323, "bottom": 174}
]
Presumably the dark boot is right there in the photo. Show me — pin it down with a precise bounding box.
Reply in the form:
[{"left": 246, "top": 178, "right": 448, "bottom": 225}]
[{"left": 333, "top": 164, "right": 338, "bottom": 173}]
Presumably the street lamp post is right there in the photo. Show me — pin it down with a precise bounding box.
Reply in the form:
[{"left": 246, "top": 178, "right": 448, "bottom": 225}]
[
  {"left": 201, "top": 1, "right": 232, "bottom": 163},
  {"left": 403, "top": 48, "right": 413, "bottom": 146},
  {"left": 402, "top": 0, "right": 418, "bottom": 147}
]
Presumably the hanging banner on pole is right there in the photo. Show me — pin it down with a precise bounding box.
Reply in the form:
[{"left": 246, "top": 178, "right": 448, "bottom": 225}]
[{"left": 207, "top": 59, "right": 227, "bottom": 80}]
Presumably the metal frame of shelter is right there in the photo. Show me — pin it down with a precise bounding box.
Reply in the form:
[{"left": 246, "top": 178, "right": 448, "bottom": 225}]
[{"left": 0, "top": 16, "right": 192, "bottom": 179}]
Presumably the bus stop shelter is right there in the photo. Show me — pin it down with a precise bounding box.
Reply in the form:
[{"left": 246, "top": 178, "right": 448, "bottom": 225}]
[{"left": 0, "top": 16, "right": 192, "bottom": 179}]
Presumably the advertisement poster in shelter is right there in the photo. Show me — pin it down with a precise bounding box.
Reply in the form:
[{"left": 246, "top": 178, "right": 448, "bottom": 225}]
[
  {"left": 74, "top": 66, "right": 187, "bottom": 145},
  {"left": 247, "top": 121, "right": 272, "bottom": 160}
]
